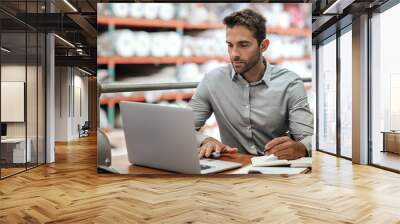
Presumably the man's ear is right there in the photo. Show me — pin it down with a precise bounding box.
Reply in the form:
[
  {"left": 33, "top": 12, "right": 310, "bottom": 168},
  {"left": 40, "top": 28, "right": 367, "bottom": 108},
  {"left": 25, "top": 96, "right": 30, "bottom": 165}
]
[{"left": 260, "top": 39, "right": 270, "bottom": 53}]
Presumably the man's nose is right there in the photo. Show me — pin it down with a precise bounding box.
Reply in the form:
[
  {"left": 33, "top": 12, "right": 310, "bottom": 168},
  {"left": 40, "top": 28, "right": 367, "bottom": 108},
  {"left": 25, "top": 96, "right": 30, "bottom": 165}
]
[{"left": 231, "top": 46, "right": 240, "bottom": 58}]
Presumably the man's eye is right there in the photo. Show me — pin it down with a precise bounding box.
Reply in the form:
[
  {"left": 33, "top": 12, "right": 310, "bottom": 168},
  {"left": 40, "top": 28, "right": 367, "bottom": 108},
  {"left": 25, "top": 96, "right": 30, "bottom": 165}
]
[{"left": 240, "top": 44, "right": 249, "bottom": 47}]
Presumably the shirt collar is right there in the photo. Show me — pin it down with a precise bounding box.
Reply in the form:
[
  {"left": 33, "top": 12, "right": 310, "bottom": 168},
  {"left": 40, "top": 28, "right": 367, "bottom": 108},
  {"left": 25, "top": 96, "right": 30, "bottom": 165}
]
[{"left": 230, "top": 58, "right": 272, "bottom": 87}]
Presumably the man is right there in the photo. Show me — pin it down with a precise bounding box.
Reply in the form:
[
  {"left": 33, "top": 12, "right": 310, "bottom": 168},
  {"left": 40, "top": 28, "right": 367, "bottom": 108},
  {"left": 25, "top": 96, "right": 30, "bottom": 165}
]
[{"left": 189, "top": 9, "right": 313, "bottom": 160}]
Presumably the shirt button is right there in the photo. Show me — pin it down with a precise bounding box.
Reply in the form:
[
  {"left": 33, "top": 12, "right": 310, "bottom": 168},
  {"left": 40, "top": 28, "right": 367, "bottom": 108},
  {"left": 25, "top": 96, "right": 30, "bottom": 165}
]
[
  {"left": 246, "top": 105, "right": 249, "bottom": 108},
  {"left": 247, "top": 126, "right": 251, "bottom": 130},
  {"left": 251, "top": 145, "right": 255, "bottom": 149},
  {"left": 246, "top": 84, "right": 249, "bottom": 87}
]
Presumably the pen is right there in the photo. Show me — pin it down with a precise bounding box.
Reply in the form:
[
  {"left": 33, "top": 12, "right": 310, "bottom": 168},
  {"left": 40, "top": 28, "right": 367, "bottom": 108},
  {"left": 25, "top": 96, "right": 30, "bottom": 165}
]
[{"left": 286, "top": 130, "right": 298, "bottom": 140}]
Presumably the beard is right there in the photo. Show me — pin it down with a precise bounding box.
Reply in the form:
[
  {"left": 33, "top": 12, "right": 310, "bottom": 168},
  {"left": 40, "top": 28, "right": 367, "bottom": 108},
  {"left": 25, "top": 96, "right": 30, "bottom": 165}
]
[{"left": 231, "top": 51, "right": 261, "bottom": 75}]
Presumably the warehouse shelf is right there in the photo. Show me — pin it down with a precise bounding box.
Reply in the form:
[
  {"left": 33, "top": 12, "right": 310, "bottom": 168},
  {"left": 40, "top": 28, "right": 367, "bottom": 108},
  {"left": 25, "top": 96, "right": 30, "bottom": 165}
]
[
  {"left": 100, "top": 81, "right": 312, "bottom": 106},
  {"left": 97, "top": 56, "right": 310, "bottom": 65},
  {"left": 269, "top": 27, "right": 311, "bottom": 37},
  {"left": 98, "top": 16, "right": 223, "bottom": 29},
  {"left": 100, "top": 91, "right": 194, "bottom": 106},
  {"left": 97, "top": 56, "right": 229, "bottom": 65},
  {"left": 98, "top": 16, "right": 311, "bottom": 37}
]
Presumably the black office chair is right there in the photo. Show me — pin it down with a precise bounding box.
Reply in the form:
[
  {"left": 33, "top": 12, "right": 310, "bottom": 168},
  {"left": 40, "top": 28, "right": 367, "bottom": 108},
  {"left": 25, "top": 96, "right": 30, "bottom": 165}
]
[{"left": 78, "top": 121, "right": 90, "bottom": 138}]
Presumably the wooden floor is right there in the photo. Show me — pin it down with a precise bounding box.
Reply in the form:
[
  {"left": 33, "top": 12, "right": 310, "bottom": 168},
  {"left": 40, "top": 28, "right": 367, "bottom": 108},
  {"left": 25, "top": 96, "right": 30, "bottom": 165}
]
[
  {"left": 1, "top": 167, "right": 26, "bottom": 178},
  {"left": 1, "top": 163, "right": 46, "bottom": 178},
  {"left": 372, "top": 150, "right": 400, "bottom": 171},
  {"left": 1, "top": 135, "right": 400, "bottom": 223}
]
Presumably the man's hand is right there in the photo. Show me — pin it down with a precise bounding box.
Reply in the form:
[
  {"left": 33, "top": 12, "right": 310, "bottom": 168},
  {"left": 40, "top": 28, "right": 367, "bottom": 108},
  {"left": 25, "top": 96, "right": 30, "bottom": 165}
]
[
  {"left": 199, "top": 137, "right": 238, "bottom": 158},
  {"left": 264, "top": 136, "right": 307, "bottom": 160}
]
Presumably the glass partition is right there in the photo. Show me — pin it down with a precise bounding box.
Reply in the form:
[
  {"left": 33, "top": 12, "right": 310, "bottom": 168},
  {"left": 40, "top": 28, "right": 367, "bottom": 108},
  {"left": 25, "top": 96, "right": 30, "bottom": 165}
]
[
  {"left": 339, "top": 29, "right": 352, "bottom": 158},
  {"left": 371, "top": 3, "right": 400, "bottom": 171},
  {"left": 0, "top": 0, "right": 46, "bottom": 179},
  {"left": 317, "top": 37, "right": 337, "bottom": 154},
  {"left": 1, "top": 29, "right": 28, "bottom": 177}
]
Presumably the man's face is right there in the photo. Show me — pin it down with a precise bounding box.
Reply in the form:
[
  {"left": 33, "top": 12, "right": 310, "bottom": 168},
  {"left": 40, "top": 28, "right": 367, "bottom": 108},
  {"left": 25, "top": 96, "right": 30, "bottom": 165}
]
[{"left": 226, "top": 25, "right": 263, "bottom": 74}]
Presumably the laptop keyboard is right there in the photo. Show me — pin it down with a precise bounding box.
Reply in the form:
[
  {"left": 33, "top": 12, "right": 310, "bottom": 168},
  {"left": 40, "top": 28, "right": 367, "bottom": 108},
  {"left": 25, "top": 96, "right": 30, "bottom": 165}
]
[{"left": 200, "top": 164, "right": 214, "bottom": 170}]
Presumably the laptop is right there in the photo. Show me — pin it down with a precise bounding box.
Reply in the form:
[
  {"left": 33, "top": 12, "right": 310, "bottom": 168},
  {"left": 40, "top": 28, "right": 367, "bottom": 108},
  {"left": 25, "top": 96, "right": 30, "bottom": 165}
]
[{"left": 120, "top": 101, "right": 242, "bottom": 174}]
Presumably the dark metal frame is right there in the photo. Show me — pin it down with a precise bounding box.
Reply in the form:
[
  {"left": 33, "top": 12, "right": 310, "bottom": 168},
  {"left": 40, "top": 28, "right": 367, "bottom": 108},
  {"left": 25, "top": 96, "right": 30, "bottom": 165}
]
[
  {"left": 367, "top": 10, "right": 373, "bottom": 166},
  {"left": 44, "top": 0, "right": 47, "bottom": 165},
  {"left": 315, "top": 44, "right": 319, "bottom": 151},
  {"left": 25, "top": 2, "right": 28, "bottom": 172},
  {"left": 374, "top": 0, "right": 400, "bottom": 13},
  {"left": 336, "top": 23, "right": 341, "bottom": 158},
  {"left": 36, "top": 16, "right": 39, "bottom": 169}
]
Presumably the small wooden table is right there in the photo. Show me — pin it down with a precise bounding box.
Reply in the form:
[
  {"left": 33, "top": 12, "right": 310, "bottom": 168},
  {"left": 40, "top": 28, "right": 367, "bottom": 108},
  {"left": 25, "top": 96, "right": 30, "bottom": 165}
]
[
  {"left": 381, "top": 131, "right": 400, "bottom": 154},
  {"left": 108, "top": 152, "right": 310, "bottom": 175}
]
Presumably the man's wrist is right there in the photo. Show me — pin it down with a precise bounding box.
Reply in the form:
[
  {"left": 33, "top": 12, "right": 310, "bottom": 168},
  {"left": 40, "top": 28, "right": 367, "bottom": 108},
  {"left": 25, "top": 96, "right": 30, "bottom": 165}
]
[
  {"left": 296, "top": 141, "right": 308, "bottom": 157},
  {"left": 299, "top": 136, "right": 312, "bottom": 157}
]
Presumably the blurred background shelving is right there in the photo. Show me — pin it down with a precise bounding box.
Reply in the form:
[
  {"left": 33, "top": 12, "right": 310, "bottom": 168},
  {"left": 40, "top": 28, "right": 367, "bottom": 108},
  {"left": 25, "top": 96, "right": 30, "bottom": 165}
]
[
  {"left": 97, "top": 56, "right": 311, "bottom": 65},
  {"left": 97, "top": 16, "right": 311, "bottom": 36},
  {"left": 97, "top": 3, "right": 312, "bottom": 144},
  {"left": 100, "top": 92, "right": 194, "bottom": 106}
]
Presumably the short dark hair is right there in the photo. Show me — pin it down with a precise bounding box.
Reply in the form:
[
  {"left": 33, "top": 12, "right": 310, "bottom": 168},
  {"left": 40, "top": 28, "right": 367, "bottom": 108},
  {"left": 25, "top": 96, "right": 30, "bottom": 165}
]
[{"left": 223, "top": 9, "right": 266, "bottom": 45}]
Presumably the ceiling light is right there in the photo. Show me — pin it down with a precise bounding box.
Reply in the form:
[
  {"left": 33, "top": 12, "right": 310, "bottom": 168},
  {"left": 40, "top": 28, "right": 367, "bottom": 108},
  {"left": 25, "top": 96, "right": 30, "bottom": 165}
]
[
  {"left": 1, "top": 47, "right": 11, "bottom": 53},
  {"left": 78, "top": 67, "right": 93, "bottom": 76},
  {"left": 63, "top": 0, "right": 78, "bottom": 12},
  {"left": 323, "top": 0, "right": 354, "bottom": 15},
  {"left": 54, "top": 34, "right": 75, "bottom": 48},
  {"left": 76, "top": 48, "right": 85, "bottom": 55}
]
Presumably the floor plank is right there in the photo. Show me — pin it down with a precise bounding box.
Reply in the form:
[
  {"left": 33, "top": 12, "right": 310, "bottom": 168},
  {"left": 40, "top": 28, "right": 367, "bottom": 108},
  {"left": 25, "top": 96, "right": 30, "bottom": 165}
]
[{"left": 1, "top": 135, "right": 400, "bottom": 223}]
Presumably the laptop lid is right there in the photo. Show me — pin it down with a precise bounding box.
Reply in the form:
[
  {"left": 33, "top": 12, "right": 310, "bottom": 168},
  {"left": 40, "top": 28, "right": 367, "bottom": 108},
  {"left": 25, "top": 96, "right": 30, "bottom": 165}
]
[{"left": 120, "top": 101, "right": 201, "bottom": 174}]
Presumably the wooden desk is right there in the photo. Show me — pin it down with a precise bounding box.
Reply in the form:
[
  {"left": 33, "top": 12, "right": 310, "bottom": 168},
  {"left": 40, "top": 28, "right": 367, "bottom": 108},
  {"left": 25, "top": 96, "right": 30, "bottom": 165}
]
[{"left": 108, "top": 152, "right": 310, "bottom": 175}]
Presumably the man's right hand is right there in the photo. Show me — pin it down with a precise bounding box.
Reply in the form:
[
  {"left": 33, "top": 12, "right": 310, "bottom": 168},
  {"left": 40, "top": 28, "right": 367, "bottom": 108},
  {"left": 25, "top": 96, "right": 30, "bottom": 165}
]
[{"left": 198, "top": 137, "right": 238, "bottom": 158}]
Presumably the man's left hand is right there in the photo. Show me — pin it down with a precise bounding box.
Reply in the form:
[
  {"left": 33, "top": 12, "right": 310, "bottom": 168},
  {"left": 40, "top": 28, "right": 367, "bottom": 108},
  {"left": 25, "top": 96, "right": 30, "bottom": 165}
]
[{"left": 264, "top": 136, "right": 307, "bottom": 160}]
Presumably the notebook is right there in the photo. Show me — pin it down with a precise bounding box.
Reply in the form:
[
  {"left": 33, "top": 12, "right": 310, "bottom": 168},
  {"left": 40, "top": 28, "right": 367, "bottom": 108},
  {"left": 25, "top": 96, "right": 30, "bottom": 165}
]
[
  {"left": 229, "top": 165, "right": 309, "bottom": 175},
  {"left": 251, "top": 154, "right": 312, "bottom": 168}
]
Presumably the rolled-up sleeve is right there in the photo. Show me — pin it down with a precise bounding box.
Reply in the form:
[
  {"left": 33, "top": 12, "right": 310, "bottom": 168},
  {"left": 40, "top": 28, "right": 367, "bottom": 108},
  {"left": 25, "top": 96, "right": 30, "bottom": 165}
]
[
  {"left": 188, "top": 76, "right": 213, "bottom": 146},
  {"left": 287, "top": 78, "right": 314, "bottom": 156}
]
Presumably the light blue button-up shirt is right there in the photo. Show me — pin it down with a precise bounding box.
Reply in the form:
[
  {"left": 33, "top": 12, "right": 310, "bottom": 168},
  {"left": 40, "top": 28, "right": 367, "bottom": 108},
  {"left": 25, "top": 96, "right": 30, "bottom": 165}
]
[{"left": 189, "top": 60, "right": 314, "bottom": 156}]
